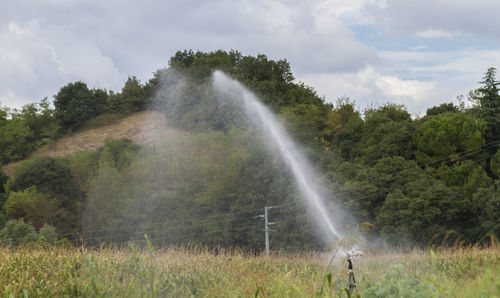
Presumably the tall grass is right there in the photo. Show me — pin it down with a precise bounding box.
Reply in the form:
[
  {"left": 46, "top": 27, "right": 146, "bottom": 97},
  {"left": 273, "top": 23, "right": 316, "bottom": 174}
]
[{"left": 0, "top": 244, "right": 498, "bottom": 297}]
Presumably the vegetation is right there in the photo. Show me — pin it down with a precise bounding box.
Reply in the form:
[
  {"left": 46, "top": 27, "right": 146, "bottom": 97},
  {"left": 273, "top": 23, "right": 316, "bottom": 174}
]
[
  {"left": 0, "top": 244, "right": 498, "bottom": 297},
  {"left": 0, "top": 50, "right": 499, "bottom": 250}
]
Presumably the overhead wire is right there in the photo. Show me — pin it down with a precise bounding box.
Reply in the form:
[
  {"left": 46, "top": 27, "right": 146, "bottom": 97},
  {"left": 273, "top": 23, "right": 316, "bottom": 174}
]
[{"left": 7, "top": 140, "right": 499, "bottom": 246}]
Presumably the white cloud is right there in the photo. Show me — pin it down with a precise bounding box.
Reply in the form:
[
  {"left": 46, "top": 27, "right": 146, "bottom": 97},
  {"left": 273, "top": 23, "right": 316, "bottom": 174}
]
[
  {"left": 316, "top": 0, "right": 387, "bottom": 24},
  {"left": 411, "top": 45, "right": 428, "bottom": 51},
  {"left": 0, "top": 0, "right": 499, "bottom": 115},
  {"left": 416, "top": 29, "right": 460, "bottom": 39},
  {"left": 0, "top": 0, "right": 381, "bottom": 109},
  {"left": 358, "top": 0, "right": 500, "bottom": 40},
  {"left": 375, "top": 75, "right": 436, "bottom": 103},
  {"left": 298, "top": 67, "right": 442, "bottom": 114},
  {"left": 0, "top": 19, "right": 126, "bottom": 108},
  {"left": 300, "top": 44, "right": 500, "bottom": 114}
]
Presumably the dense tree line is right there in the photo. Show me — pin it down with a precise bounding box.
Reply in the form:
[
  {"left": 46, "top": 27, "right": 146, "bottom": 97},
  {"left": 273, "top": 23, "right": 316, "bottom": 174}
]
[{"left": 0, "top": 50, "right": 499, "bottom": 249}]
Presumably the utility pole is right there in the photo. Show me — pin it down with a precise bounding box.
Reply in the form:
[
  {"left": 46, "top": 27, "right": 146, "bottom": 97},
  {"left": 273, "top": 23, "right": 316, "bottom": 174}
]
[
  {"left": 264, "top": 206, "right": 269, "bottom": 254},
  {"left": 258, "top": 205, "right": 278, "bottom": 255}
]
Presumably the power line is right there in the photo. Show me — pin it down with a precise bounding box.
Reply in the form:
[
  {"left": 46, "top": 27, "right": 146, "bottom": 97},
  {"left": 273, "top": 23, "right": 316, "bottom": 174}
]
[
  {"left": 60, "top": 151, "right": 497, "bottom": 244},
  {"left": 335, "top": 150, "right": 498, "bottom": 203},
  {"left": 333, "top": 143, "right": 499, "bottom": 200},
  {"left": 7, "top": 140, "right": 499, "bottom": 246}
]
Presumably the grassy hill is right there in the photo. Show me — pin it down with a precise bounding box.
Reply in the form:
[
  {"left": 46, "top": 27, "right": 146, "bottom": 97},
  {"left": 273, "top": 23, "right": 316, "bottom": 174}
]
[{"left": 1, "top": 111, "right": 187, "bottom": 177}]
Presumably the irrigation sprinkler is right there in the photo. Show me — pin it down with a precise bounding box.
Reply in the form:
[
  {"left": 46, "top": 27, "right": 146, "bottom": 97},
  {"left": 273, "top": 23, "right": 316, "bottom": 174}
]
[{"left": 347, "top": 255, "right": 360, "bottom": 297}]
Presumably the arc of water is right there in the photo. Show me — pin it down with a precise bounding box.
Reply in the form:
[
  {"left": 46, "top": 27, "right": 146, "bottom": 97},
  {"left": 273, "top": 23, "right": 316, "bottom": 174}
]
[{"left": 212, "top": 70, "right": 342, "bottom": 241}]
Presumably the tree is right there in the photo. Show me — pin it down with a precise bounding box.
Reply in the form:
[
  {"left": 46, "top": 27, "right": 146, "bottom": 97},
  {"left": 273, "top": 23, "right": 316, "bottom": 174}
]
[
  {"left": 0, "top": 105, "right": 8, "bottom": 127},
  {"left": 491, "top": 147, "right": 500, "bottom": 178},
  {"left": 8, "top": 156, "right": 78, "bottom": 199},
  {"left": 39, "top": 223, "right": 58, "bottom": 244},
  {"left": 0, "top": 119, "right": 35, "bottom": 162},
  {"left": 364, "top": 103, "right": 411, "bottom": 126},
  {"left": 0, "top": 99, "right": 58, "bottom": 163},
  {"left": 426, "top": 102, "right": 459, "bottom": 116},
  {"left": 323, "top": 97, "right": 362, "bottom": 142},
  {"left": 473, "top": 67, "right": 500, "bottom": 144},
  {"left": 470, "top": 187, "right": 500, "bottom": 241},
  {"left": 438, "top": 162, "right": 492, "bottom": 197},
  {"left": 375, "top": 178, "right": 460, "bottom": 245},
  {"left": 54, "top": 82, "right": 107, "bottom": 131},
  {"left": 7, "top": 156, "right": 81, "bottom": 235},
  {"left": 0, "top": 167, "right": 7, "bottom": 209},
  {"left": 3, "top": 187, "right": 59, "bottom": 230},
  {"left": 0, "top": 168, "right": 7, "bottom": 194},
  {"left": 0, "top": 219, "right": 39, "bottom": 246},
  {"left": 360, "top": 105, "right": 415, "bottom": 165},
  {"left": 280, "top": 104, "right": 325, "bottom": 145},
  {"left": 98, "top": 138, "right": 139, "bottom": 170},
  {"left": 106, "top": 77, "right": 149, "bottom": 113},
  {"left": 414, "top": 113, "right": 486, "bottom": 165}
]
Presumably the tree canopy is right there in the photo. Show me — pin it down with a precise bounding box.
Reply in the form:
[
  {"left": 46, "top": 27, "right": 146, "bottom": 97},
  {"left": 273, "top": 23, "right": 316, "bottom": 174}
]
[{"left": 0, "top": 50, "right": 498, "bottom": 248}]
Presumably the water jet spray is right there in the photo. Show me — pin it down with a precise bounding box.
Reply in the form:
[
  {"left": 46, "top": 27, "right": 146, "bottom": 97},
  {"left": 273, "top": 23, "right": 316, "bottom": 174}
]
[{"left": 212, "top": 70, "right": 348, "bottom": 244}]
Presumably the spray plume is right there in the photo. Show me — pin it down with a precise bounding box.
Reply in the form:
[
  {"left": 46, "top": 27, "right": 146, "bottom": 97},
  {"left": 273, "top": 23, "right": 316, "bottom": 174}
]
[{"left": 212, "top": 70, "right": 347, "bottom": 243}]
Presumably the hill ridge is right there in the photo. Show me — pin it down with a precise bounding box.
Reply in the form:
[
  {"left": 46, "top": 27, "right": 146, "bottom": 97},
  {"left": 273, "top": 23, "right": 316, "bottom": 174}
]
[{"left": 2, "top": 111, "right": 185, "bottom": 176}]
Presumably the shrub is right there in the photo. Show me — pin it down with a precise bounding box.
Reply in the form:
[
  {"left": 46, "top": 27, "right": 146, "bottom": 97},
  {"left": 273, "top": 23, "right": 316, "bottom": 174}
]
[{"left": 0, "top": 219, "right": 38, "bottom": 246}]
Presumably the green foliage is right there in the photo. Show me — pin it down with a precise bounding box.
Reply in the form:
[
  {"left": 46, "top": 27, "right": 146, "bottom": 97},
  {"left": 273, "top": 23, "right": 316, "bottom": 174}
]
[
  {"left": 490, "top": 147, "right": 500, "bottom": 178},
  {"left": 0, "top": 119, "right": 35, "bottom": 162},
  {"left": 82, "top": 131, "right": 318, "bottom": 250},
  {"left": 375, "top": 179, "right": 460, "bottom": 245},
  {"left": 66, "top": 151, "right": 100, "bottom": 193},
  {"left": 414, "top": 113, "right": 486, "bottom": 164},
  {"left": 8, "top": 156, "right": 78, "bottom": 199},
  {"left": 3, "top": 187, "right": 59, "bottom": 230},
  {"left": 364, "top": 264, "right": 436, "bottom": 297},
  {"left": 473, "top": 67, "right": 500, "bottom": 144},
  {"left": 39, "top": 223, "right": 58, "bottom": 244},
  {"left": 0, "top": 219, "right": 58, "bottom": 246},
  {"left": 0, "top": 167, "right": 7, "bottom": 194},
  {"left": 438, "top": 162, "right": 492, "bottom": 197},
  {"left": 0, "top": 105, "right": 8, "bottom": 126},
  {"left": 280, "top": 104, "right": 325, "bottom": 147},
  {"left": 106, "top": 76, "right": 149, "bottom": 113},
  {"left": 98, "top": 138, "right": 139, "bottom": 170},
  {"left": 426, "top": 102, "right": 459, "bottom": 116},
  {"left": 0, "top": 98, "right": 58, "bottom": 163},
  {"left": 152, "top": 50, "right": 326, "bottom": 133},
  {"left": 0, "top": 219, "right": 39, "bottom": 246},
  {"left": 1, "top": 53, "right": 500, "bottom": 248},
  {"left": 323, "top": 97, "right": 361, "bottom": 141},
  {"left": 7, "top": 156, "right": 81, "bottom": 236},
  {"left": 54, "top": 81, "right": 107, "bottom": 131},
  {"left": 364, "top": 103, "right": 411, "bottom": 125}
]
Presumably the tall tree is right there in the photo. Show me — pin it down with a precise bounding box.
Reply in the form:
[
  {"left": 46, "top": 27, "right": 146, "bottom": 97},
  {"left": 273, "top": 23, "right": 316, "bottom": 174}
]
[
  {"left": 107, "top": 77, "right": 148, "bottom": 113},
  {"left": 474, "top": 67, "right": 500, "bottom": 145},
  {"left": 54, "top": 82, "right": 107, "bottom": 131},
  {"left": 414, "top": 113, "right": 486, "bottom": 165}
]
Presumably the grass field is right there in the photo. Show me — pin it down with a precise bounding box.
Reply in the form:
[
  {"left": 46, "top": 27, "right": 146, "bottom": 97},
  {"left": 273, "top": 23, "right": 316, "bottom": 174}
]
[{"left": 0, "top": 244, "right": 499, "bottom": 297}]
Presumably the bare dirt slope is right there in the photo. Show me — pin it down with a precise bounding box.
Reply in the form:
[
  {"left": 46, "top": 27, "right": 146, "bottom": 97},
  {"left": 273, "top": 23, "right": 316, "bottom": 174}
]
[{"left": 2, "top": 111, "right": 186, "bottom": 176}]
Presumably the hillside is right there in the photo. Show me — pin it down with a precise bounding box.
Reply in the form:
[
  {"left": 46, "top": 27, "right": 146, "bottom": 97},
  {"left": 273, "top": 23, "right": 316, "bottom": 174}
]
[
  {"left": 0, "top": 50, "right": 498, "bottom": 248},
  {"left": 1, "top": 111, "right": 186, "bottom": 176}
]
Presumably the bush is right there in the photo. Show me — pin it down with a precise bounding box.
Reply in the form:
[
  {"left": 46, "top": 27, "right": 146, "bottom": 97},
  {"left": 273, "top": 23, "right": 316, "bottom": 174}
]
[
  {"left": 0, "top": 219, "right": 58, "bottom": 246},
  {"left": 39, "top": 223, "right": 58, "bottom": 245},
  {"left": 3, "top": 187, "right": 59, "bottom": 229},
  {"left": 0, "top": 219, "right": 39, "bottom": 246},
  {"left": 8, "top": 156, "right": 78, "bottom": 200}
]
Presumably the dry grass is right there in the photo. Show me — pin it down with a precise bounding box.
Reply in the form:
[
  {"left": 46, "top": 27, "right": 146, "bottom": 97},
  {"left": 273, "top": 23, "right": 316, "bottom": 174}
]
[{"left": 1, "top": 111, "right": 187, "bottom": 176}]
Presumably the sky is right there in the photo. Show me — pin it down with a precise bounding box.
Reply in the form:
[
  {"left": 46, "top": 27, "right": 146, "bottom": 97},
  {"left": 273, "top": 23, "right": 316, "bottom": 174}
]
[{"left": 1, "top": 0, "right": 500, "bottom": 114}]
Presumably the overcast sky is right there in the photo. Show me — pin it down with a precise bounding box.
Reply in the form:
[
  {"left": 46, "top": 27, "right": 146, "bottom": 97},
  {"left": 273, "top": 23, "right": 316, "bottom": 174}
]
[{"left": 2, "top": 0, "right": 500, "bottom": 114}]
